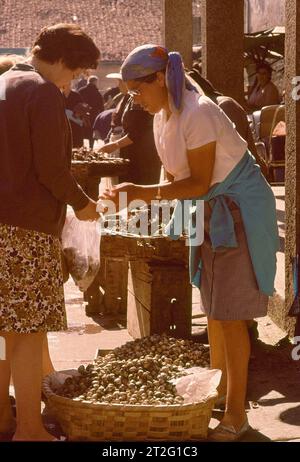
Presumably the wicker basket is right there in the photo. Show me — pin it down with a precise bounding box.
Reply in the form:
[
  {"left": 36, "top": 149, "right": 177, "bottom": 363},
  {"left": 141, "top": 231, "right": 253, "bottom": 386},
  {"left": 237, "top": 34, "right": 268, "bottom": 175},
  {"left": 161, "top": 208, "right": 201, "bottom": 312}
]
[{"left": 43, "top": 373, "right": 217, "bottom": 441}]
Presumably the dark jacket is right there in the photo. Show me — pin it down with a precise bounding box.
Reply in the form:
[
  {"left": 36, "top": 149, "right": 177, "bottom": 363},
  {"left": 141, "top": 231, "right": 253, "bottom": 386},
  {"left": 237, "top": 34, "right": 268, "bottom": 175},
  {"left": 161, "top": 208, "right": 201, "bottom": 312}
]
[
  {"left": 64, "top": 90, "right": 84, "bottom": 148},
  {"left": 78, "top": 83, "right": 104, "bottom": 122},
  {"left": 120, "top": 97, "right": 162, "bottom": 185},
  {"left": 0, "top": 63, "right": 89, "bottom": 236}
]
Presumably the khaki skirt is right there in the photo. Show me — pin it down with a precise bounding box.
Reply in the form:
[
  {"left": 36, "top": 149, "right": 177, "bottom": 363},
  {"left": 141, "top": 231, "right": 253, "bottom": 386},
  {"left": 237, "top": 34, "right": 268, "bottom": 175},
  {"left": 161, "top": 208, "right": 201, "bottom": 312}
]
[
  {"left": 0, "top": 223, "right": 67, "bottom": 333},
  {"left": 200, "top": 201, "right": 269, "bottom": 321}
]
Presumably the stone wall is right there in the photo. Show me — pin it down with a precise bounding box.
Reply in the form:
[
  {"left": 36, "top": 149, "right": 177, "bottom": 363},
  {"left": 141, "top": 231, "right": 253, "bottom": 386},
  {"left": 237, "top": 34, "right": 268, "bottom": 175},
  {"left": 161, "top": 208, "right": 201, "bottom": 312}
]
[
  {"left": 279, "top": 0, "right": 299, "bottom": 337},
  {"left": 163, "top": 0, "right": 193, "bottom": 68},
  {"left": 201, "top": 0, "right": 244, "bottom": 105},
  {"left": 247, "top": 0, "right": 285, "bottom": 32}
]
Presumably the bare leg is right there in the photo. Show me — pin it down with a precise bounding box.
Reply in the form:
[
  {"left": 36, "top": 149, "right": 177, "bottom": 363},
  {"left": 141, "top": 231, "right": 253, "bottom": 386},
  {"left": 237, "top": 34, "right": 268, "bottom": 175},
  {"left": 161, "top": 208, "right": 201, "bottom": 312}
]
[
  {"left": 207, "top": 319, "right": 227, "bottom": 397},
  {"left": 219, "top": 319, "right": 250, "bottom": 429},
  {"left": 10, "top": 332, "right": 54, "bottom": 441},
  {"left": 42, "top": 333, "right": 55, "bottom": 378},
  {"left": 0, "top": 332, "right": 15, "bottom": 433}
]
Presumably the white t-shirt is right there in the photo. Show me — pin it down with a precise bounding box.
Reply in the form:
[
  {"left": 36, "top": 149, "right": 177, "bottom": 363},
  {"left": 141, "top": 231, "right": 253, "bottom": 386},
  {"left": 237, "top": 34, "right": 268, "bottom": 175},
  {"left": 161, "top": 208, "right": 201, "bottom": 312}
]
[{"left": 153, "top": 90, "right": 248, "bottom": 185}]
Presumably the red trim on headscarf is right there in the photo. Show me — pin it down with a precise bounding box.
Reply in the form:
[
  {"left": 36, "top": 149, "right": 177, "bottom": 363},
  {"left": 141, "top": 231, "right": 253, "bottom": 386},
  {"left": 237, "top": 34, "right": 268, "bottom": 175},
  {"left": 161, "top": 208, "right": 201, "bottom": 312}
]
[{"left": 150, "top": 46, "right": 168, "bottom": 60}]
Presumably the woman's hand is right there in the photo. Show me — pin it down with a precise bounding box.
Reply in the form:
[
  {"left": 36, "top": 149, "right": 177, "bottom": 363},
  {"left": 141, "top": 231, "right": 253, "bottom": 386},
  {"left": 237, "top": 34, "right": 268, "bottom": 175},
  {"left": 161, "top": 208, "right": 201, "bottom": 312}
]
[
  {"left": 98, "top": 142, "right": 118, "bottom": 154},
  {"left": 99, "top": 183, "right": 139, "bottom": 212}
]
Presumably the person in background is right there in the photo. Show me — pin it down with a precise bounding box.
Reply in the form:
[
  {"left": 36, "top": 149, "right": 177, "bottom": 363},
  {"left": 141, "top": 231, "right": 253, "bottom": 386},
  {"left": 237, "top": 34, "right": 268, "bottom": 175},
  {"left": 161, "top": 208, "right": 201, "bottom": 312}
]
[
  {"left": 93, "top": 72, "right": 128, "bottom": 143},
  {"left": 103, "top": 85, "right": 120, "bottom": 104},
  {"left": 188, "top": 70, "right": 268, "bottom": 181},
  {"left": 0, "top": 23, "right": 100, "bottom": 441},
  {"left": 247, "top": 62, "right": 281, "bottom": 111},
  {"left": 100, "top": 44, "right": 279, "bottom": 441},
  {"left": 99, "top": 75, "right": 162, "bottom": 185},
  {"left": 63, "top": 82, "right": 85, "bottom": 148},
  {"left": 93, "top": 108, "right": 114, "bottom": 142},
  {"left": 75, "top": 75, "right": 87, "bottom": 91},
  {"left": 78, "top": 75, "right": 104, "bottom": 148},
  {"left": 104, "top": 72, "right": 129, "bottom": 110},
  {"left": 0, "top": 55, "right": 25, "bottom": 75}
]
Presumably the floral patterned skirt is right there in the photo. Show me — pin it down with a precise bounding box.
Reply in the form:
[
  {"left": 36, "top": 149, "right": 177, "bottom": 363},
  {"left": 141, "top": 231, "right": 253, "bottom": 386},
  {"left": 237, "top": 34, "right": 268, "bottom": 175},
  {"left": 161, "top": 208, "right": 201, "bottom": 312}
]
[{"left": 0, "top": 223, "right": 67, "bottom": 333}]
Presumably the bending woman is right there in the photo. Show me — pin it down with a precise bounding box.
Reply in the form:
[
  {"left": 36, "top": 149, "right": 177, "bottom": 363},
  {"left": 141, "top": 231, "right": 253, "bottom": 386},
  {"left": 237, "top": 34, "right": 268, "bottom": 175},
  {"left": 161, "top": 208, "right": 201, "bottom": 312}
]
[{"left": 100, "top": 44, "right": 279, "bottom": 441}]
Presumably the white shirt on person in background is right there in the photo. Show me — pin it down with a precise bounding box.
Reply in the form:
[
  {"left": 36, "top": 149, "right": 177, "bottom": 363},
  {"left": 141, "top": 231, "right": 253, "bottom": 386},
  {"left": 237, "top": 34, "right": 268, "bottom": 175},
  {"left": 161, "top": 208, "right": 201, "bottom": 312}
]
[{"left": 153, "top": 91, "right": 248, "bottom": 186}]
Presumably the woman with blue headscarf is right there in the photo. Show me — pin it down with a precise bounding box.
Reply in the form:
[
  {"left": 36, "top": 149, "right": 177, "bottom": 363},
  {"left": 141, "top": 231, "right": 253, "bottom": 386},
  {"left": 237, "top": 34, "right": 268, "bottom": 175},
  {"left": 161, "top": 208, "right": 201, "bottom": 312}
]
[{"left": 100, "top": 44, "right": 279, "bottom": 441}]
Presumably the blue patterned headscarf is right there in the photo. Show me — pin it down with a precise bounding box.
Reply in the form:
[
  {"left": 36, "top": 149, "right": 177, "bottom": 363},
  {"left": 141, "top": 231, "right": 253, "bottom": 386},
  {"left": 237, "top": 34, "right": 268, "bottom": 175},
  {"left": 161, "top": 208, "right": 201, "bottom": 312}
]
[{"left": 121, "top": 44, "right": 198, "bottom": 113}]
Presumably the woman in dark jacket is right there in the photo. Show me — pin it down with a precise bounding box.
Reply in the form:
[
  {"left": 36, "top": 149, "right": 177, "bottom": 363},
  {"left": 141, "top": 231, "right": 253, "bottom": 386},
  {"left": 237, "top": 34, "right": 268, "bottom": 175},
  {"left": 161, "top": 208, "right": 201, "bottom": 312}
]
[
  {"left": 0, "top": 23, "right": 100, "bottom": 441},
  {"left": 99, "top": 94, "right": 162, "bottom": 185}
]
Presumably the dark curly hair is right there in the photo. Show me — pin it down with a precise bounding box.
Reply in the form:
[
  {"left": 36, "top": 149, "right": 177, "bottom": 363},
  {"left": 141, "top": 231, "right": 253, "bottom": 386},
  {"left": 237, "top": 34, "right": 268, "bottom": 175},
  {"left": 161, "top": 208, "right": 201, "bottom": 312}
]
[
  {"left": 32, "top": 23, "right": 100, "bottom": 70},
  {"left": 256, "top": 62, "right": 272, "bottom": 76}
]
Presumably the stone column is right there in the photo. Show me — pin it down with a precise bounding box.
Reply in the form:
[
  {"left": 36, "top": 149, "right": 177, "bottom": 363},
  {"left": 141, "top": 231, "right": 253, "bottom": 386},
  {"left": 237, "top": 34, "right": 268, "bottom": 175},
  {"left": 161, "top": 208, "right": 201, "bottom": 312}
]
[
  {"left": 163, "top": 0, "right": 193, "bottom": 69},
  {"left": 201, "top": 0, "right": 245, "bottom": 104},
  {"left": 284, "top": 0, "right": 300, "bottom": 335}
]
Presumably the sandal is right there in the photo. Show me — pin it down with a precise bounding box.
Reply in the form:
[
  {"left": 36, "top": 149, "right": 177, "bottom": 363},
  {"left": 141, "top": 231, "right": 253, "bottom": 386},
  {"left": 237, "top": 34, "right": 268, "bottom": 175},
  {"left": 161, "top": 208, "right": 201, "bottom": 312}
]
[{"left": 208, "top": 419, "right": 250, "bottom": 442}]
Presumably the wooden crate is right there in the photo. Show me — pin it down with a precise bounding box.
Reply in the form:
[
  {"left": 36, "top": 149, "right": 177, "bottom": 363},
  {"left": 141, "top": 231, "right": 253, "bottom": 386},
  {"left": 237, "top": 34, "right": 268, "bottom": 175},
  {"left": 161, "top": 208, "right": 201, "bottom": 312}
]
[
  {"left": 84, "top": 235, "right": 129, "bottom": 316},
  {"left": 86, "top": 234, "right": 191, "bottom": 322},
  {"left": 100, "top": 235, "right": 128, "bottom": 315},
  {"left": 123, "top": 235, "right": 189, "bottom": 263},
  {"left": 127, "top": 260, "right": 192, "bottom": 339},
  {"left": 102, "top": 257, "right": 128, "bottom": 315},
  {"left": 101, "top": 233, "right": 188, "bottom": 262},
  {"left": 100, "top": 234, "right": 128, "bottom": 258}
]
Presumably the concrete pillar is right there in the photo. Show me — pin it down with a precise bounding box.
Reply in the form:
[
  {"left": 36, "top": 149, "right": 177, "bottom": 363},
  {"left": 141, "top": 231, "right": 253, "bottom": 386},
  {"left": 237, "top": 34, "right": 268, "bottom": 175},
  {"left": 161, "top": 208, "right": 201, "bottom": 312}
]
[
  {"left": 201, "top": 0, "right": 245, "bottom": 104},
  {"left": 284, "top": 0, "right": 300, "bottom": 335},
  {"left": 163, "top": 0, "right": 193, "bottom": 69}
]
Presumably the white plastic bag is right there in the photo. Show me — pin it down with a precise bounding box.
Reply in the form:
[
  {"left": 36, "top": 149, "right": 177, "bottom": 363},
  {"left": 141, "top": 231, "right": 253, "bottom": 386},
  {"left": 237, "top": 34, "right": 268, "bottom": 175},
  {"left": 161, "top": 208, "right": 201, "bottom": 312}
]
[
  {"left": 171, "top": 367, "right": 222, "bottom": 404},
  {"left": 61, "top": 208, "right": 101, "bottom": 292}
]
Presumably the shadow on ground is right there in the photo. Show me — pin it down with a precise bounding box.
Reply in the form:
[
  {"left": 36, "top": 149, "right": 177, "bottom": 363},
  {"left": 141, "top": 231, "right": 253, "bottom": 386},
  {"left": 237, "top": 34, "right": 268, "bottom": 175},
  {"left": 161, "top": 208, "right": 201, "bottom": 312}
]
[
  {"left": 89, "top": 313, "right": 127, "bottom": 330},
  {"left": 248, "top": 338, "right": 300, "bottom": 407}
]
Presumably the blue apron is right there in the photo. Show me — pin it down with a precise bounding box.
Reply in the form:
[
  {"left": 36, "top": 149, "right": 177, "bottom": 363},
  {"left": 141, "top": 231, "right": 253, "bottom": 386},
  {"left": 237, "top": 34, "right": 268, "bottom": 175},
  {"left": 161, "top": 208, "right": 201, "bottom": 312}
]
[{"left": 166, "top": 150, "right": 280, "bottom": 296}]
